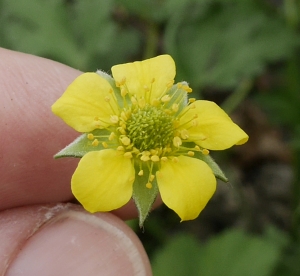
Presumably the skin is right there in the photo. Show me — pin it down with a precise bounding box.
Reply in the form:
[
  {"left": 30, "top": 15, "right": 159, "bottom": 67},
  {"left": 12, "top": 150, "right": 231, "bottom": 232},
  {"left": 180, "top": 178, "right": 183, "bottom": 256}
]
[{"left": 0, "top": 48, "right": 154, "bottom": 275}]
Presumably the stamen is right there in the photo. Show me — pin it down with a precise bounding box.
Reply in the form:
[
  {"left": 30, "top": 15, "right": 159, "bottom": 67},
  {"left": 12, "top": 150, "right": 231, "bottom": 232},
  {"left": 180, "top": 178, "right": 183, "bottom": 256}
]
[
  {"left": 188, "top": 151, "right": 194, "bottom": 157},
  {"left": 151, "top": 155, "right": 160, "bottom": 162},
  {"left": 138, "top": 170, "right": 144, "bottom": 176},
  {"left": 141, "top": 155, "right": 150, "bottom": 162},
  {"left": 87, "top": 133, "right": 94, "bottom": 140},
  {"left": 120, "top": 136, "right": 131, "bottom": 146},
  {"left": 117, "top": 146, "right": 125, "bottom": 151},
  {"left": 109, "top": 132, "right": 116, "bottom": 141},
  {"left": 161, "top": 95, "right": 171, "bottom": 103},
  {"left": 146, "top": 183, "right": 152, "bottom": 189},
  {"left": 172, "top": 157, "right": 179, "bottom": 163},
  {"left": 173, "top": 136, "right": 182, "bottom": 147},
  {"left": 161, "top": 157, "right": 168, "bottom": 162},
  {"left": 92, "top": 139, "right": 99, "bottom": 146},
  {"left": 180, "top": 129, "right": 189, "bottom": 140},
  {"left": 202, "top": 149, "right": 209, "bottom": 155},
  {"left": 124, "top": 152, "right": 133, "bottom": 158},
  {"left": 102, "top": 142, "right": 108, "bottom": 148},
  {"left": 149, "top": 174, "right": 155, "bottom": 181},
  {"left": 110, "top": 115, "right": 119, "bottom": 124}
]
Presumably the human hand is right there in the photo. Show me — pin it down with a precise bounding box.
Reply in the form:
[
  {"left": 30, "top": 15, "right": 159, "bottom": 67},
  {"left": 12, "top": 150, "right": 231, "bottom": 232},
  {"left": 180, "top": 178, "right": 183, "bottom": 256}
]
[{"left": 0, "top": 48, "right": 152, "bottom": 275}]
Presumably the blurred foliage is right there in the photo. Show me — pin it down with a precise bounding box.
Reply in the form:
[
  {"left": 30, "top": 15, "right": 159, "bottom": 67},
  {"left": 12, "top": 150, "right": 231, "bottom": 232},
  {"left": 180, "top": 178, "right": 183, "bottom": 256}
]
[{"left": 1, "top": 0, "right": 300, "bottom": 275}]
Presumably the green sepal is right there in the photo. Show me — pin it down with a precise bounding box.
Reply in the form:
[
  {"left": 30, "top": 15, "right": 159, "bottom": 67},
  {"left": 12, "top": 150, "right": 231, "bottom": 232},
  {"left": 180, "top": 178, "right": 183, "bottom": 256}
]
[
  {"left": 132, "top": 163, "right": 159, "bottom": 227},
  {"left": 194, "top": 151, "right": 228, "bottom": 182},
  {"left": 96, "top": 70, "right": 125, "bottom": 108},
  {"left": 54, "top": 129, "right": 111, "bottom": 159},
  {"left": 165, "top": 82, "right": 188, "bottom": 116}
]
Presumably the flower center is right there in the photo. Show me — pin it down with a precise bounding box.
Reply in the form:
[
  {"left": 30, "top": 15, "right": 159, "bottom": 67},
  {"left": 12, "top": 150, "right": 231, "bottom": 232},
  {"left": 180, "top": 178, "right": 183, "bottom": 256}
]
[{"left": 126, "top": 105, "right": 174, "bottom": 151}]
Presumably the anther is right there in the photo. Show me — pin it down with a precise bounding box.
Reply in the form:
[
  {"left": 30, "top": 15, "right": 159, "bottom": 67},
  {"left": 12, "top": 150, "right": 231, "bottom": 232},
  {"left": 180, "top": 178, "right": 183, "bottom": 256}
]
[
  {"left": 121, "top": 88, "right": 127, "bottom": 97},
  {"left": 151, "top": 99, "right": 160, "bottom": 106},
  {"left": 110, "top": 115, "right": 119, "bottom": 124},
  {"left": 109, "top": 132, "right": 116, "bottom": 141},
  {"left": 117, "top": 127, "right": 126, "bottom": 135},
  {"left": 188, "top": 151, "right": 195, "bottom": 157},
  {"left": 146, "top": 183, "right": 152, "bottom": 189},
  {"left": 149, "top": 174, "right": 155, "bottom": 181},
  {"left": 151, "top": 155, "right": 160, "bottom": 162},
  {"left": 131, "top": 96, "right": 138, "bottom": 105},
  {"left": 87, "top": 133, "right": 94, "bottom": 140},
  {"left": 173, "top": 136, "right": 182, "bottom": 147},
  {"left": 124, "top": 152, "right": 133, "bottom": 158},
  {"left": 189, "top": 98, "right": 196, "bottom": 103},
  {"left": 92, "top": 139, "right": 99, "bottom": 146},
  {"left": 141, "top": 155, "right": 150, "bottom": 162},
  {"left": 102, "top": 142, "right": 108, "bottom": 148},
  {"left": 172, "top": 103, "right": 179, "bottom": 112},
  {"left": 180, "top": 129, "right": 189, "bottom": 139},
  {"left": 161, "top": 157, "right": 168, "bottom": 162},
  {"left": 161, "top": 95, "right": 171, "bottom": 103},
  {"left": 138, "top": 170, "right": 144, "bottom": 176},
  {"left": 104, "top": 96, "right": 110, "bottom": 102},
  {"left": 121, "top": 136, "right": 131, "bottom": 146},
  {"left": 202, "top": 149, "right": 209, "bottom": 155},
  {"left": 117, "top": 146, "right": 125, "bottom": 151},
  {"left": 172, "top": 157, "right": 179, "bottom": 163}
]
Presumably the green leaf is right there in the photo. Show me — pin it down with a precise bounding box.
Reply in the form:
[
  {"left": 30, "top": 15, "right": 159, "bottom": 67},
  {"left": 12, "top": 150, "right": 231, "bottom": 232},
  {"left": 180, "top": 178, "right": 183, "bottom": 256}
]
[
  {"left": 165, "top": 0, "right": 299, "bottom": 89},
  {"left": 54, "top": 129, "right": 111, "bottom": 159},
  {"left": 152, "top": 234, "right": 201, "bottom": 276},
  {"left": 132, "top": 163, "right": 159, "bottom": 227},
  {"left": 152, "top": 230, "right": 285, "bottom": 276}
]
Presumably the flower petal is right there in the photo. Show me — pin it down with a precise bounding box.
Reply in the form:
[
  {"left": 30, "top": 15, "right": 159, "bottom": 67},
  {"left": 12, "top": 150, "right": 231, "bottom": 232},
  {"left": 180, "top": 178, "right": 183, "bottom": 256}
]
[
  {"left": 180, "top": 100, "right": 249, "bottom": 150},
  {"left": 156, "top": 156, "right": 216, "bottom": 221},
  {"left": 71, "top": 149, "right": 135, "bottom": 212},
  {"left": 52, "top": 73, "right": 118, "bottom": 132},
  {"left": 111, "top": 55, "right": 175, "bottom": 102}
]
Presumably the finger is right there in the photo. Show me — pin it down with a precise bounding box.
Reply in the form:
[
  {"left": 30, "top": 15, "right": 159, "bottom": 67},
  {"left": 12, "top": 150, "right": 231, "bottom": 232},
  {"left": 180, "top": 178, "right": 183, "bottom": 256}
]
[
  {"left": 0, "top": 48, "right": 81, "bottom": 209},
  {"left": 1, "top": 203, "right": 152, "bottom": 276}
]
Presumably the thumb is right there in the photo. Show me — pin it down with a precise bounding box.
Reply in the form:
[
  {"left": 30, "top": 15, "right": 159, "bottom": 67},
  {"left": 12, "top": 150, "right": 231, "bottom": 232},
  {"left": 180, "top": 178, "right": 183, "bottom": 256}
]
[{"left": 1, "top": 204, "right": 151, "bottom": 276}]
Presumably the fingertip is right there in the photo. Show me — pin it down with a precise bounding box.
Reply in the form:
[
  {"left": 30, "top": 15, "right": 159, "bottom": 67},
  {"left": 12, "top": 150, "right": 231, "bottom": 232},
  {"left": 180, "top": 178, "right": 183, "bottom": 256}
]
[{"left": 1, "top": 204, "right": 152, "bottom": 276}]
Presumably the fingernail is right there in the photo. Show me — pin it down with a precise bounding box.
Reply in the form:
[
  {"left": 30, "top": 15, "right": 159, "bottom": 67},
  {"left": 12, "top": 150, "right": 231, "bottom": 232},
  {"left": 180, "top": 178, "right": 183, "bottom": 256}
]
[{"left": 6, "top": 208, "right": 150, "bottom": 276}]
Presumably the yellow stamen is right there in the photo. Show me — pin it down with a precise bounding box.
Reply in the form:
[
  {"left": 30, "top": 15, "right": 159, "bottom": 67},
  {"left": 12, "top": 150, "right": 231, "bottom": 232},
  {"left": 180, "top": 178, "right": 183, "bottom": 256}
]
[
  {"left": 151, "top": 155, "right": 160, "bottom": 162},
  {"left": 138, "top": 170, "right": 144, "bottom": 176},
  {"left": 172, "top": 157, "right": 179, "bottom": 163},
  {"left": 102, "top": 142, "right": 108, "bottom": 148},
  {"left": 146, "top": 183, "right": 152, "bottom": 189},
  {"left": 124, "top": 152, "right": 133, "bottom": 158},
  {"left": 117, "top": 146, "right": 124, "bottom": 151},
  {"left": 110, "top": 115, "right": 119, "bottom": 124},
  {"left": 87, "top": 133, "right": 94, "bottom": 140},
  {"left": 202, "top": 149, "right": 209, "bottom": 155},
  {"left": 161, "top": 95, "right": 171, "bottom": 103},
  {"left": 109, "top": 132, "right": 116, "bottom": 141},
  {"left": 149, "top": 174, "right": 155, "bottom": 181},
  {"left": 188, "top": 151, "right": 194, "bottom": 157},
  {"left": 180, "top": 129, "right": 189, "bottom": 140},
  {"left": 120, "top": 136, "right": 131, "bottom": 146},
  {"left": 92, "top": 139, "right": 99, "bottom": 146},
  {"left": 161, "top": 157, "right": 168, "bottom": 162},
  {"left": 173, "top": 136, "right": 182, "bottom": 147}
]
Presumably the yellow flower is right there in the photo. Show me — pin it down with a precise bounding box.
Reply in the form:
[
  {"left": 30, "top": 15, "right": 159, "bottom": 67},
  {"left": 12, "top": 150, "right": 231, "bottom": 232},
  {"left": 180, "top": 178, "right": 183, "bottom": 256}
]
[{"left": 52, "top": 55, "right": 248, "bottom": 223}]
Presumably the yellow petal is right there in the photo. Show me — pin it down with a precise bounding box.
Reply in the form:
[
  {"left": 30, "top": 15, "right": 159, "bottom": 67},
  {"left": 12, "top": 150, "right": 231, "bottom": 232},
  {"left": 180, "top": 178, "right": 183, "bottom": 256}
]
[
  {"left": 180, "top": 100, "right": 249, "bottom": 150},
  {"left": 156, "top": 156, "right": 216, "bottom": 221},
  {"left": 52, "top": 73, "right": 118, "bottom": 132},
  {"left": 71, "top": 149, "right": 135, "bottom": 212},
  {"left": 111, "top": 55, "right": 175, "bottom": 102}
]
